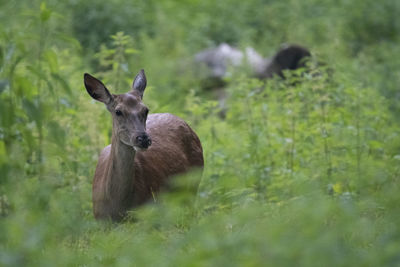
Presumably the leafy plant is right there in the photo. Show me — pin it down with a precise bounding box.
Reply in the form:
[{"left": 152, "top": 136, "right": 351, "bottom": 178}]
[{"left": 1, "top": 0, "right": 400, "bottom": 266}]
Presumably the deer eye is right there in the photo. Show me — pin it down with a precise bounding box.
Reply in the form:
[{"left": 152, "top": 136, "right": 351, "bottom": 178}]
[{"left": 115, "top": 110, "right": 123, "bottom": 116}]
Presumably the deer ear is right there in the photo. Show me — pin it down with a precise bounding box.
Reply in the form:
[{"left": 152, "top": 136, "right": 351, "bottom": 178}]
[
  {"left": 84, "top": 73, "right": 113, "bottom": 104},
  {"left": 132, "top": 69, "right": 147, "bottom": 99}
]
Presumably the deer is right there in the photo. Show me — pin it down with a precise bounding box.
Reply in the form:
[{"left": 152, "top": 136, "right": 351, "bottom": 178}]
[{"left": 84, "top": 69, "right": 204, "bottom": 222}]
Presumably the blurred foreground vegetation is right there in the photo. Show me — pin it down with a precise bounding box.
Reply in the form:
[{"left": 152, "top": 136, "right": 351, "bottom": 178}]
[{"left": 1, "top": 0, "right": 400, "bottom": 266}]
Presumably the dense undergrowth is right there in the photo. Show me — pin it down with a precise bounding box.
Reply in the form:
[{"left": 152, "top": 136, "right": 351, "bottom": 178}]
[{"left": 1, "top": 0, "right": 400, "bottom": 266}]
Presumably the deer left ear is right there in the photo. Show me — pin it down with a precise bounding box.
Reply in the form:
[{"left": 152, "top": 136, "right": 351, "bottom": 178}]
[
  {"left": 84, "top": 73, "right": 113, "bottom": 104},
  {"left": 132, "top": 69, "right": 147, "bottom": 99}
]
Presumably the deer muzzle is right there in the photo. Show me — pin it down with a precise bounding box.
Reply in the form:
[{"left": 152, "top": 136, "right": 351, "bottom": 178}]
[{"left": 133, "top": 133, "right": 152, "bottom": 150}]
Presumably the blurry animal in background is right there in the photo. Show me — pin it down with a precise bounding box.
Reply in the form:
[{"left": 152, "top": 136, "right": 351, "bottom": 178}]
[
  {"left": 194, "top": 43, "right": 311, "bottom": 88},
  {"left": 256, "top": 44, "right": 311, "bottom": 79}
]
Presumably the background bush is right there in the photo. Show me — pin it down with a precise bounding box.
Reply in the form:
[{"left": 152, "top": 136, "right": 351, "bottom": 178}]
[{"left": 1, "top": 0, "right": 400, "bottom": 266}]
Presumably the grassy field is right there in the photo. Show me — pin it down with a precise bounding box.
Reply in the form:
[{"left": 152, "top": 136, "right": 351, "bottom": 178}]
[{"left": 1, "top": 0, "right": 400, "bottom": 266}]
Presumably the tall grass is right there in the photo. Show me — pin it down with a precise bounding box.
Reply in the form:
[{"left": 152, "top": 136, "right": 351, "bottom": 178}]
[{"left": 1, "top": 0, "right": 400, "bottom": 266}]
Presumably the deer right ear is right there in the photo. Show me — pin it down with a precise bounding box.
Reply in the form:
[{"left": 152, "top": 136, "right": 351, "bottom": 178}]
[
  {"left": 132, "top": 69, "right": 147, "bottom": 99},
  {"left": 84, "top": 73, "right": 113, "bottom": 104}
]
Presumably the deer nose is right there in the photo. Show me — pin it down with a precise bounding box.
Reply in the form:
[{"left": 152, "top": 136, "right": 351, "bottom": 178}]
[{"left": 136, "top": 133, "right": 152, "bottom": 148}]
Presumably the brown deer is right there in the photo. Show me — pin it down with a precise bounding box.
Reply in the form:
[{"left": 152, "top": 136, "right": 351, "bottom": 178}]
[{"left": 84, "top": 69, "right": 204, "bottom": 222}]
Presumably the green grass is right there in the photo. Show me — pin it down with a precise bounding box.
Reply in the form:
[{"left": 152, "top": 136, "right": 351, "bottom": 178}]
[{"left": 1, "top": 0, "right": 400, "bottom": 266}]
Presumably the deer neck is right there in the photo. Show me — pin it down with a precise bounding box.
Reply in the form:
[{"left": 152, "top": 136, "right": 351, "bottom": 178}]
[{"left": 103, "top": 129, "right": 136, "bottom": 219}]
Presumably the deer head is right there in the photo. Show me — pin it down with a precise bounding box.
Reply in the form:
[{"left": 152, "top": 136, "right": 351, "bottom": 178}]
[{"left": 84, "top": 69, "right": 152, "bottom": 151}]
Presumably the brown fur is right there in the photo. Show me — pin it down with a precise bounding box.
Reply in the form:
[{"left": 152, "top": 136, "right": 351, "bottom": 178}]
[
  {"left": 85, "top": 71, "right": 204, "bottom": 222},
  {"left": 92, "top": 113, "right": 203, "bottom": 222}
]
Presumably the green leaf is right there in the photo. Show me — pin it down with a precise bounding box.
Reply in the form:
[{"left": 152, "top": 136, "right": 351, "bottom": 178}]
[
  {"left": 40, "top": 2, "right": 52, "bottom": 22},
  {"left": 125, "top": 48, "right": 139, "bottom": 54}
]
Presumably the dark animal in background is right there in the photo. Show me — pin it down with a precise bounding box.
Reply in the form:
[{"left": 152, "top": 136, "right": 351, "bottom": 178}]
[
  {"left": 84, "top": 69, "right": 204, "bottom": 222},
  {"left": 257, "top": 44, "right": 311, "bottom": 79},
  {"left": 195, "top": 43, "right": 311, "bottom": 87}
]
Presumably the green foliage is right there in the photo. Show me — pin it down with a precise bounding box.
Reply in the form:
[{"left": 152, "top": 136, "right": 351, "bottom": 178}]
[
  {"left": 95, "top": 32, "right": 139, "bottom": 92},
  {"left": 1, "top": 0, "right": 400, "bottom": 266},
  {"left": 66, "top": 0, "right": 154, "bottom": 50}
]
